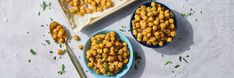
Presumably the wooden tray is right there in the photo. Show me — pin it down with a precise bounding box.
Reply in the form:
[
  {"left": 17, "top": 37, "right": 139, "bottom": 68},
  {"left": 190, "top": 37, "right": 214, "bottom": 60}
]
[{"left": 57, "top": 0, "right": 137, "bottom": 31}]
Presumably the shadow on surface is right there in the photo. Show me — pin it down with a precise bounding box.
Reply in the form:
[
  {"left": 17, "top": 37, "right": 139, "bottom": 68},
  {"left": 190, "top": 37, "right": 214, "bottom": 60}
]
[
  {"left": 81, "top": 0, "right": 146, "bottom": 36},
  {"left": 154, "top": 10, "right": 194, "bottom": 55},
  {"left": 123, "top": 37, "right": 146, "bottom": 78}
]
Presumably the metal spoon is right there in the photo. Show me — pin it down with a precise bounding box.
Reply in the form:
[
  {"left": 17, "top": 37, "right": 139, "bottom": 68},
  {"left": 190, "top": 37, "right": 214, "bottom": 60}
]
[{"left": 49, "top": 21, "right": 86, "bottom": 78}]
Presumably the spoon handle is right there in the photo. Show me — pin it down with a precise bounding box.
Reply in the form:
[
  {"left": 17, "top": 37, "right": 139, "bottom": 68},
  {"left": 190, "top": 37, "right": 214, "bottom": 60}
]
[{"left": 65, "top": 42, "right": 86, "bottom": 78}]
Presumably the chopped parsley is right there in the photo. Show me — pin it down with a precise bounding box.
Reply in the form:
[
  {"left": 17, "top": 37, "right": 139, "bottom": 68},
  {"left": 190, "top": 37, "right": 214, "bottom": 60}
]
[
  {"left": 49, "top": 17, "right": 53, "bottom": 21},
  {"left": 58, "top": 64, "right": 66, "bottom": 75},
  {"left": 49, "top": 51, "right": 53, "bottom": 54},
  {"left": 134, "top": 64, "right": 138, "bottom": 70},
  {"left": 28, "top": 59, "right": 31, "bottom": 63},
  {"left": 53, "top": 56, "right": 56, "bottom": 60},
  {"left": 179, "top": 56, "right": 182, "bottom": 61},
  {"left": 45, "top": 40, "right": 50, "bottom": 45},
  {"left": 104, "top": 63, "right": 109, "bottom": 72},
  {"left": 38, "top": 12, "right": 41, "bottom": 16},
  {"left": 30, "top": 49, "right": 37, "bottom": 56},
  {"left": 96, "top": 39, "right": 103, "bottom": 44},
  {"left": 164, "top": 60, "right": 173, "bottom": 65},
  {"left": 133, "top": 52, "right": 142, "bottom": 60},
  {"left": 175, "top": 65, "right": 180, "bottom": 68},
  {"left": 181, "top": 12, "right": 193, "bottom": 17},
  {"left": 183, "top": 58, "right": 188, "bottom": 63},
  {"left": 186, "top": 55, "right": 190, "bottom": 58},
  {"left": 119, "top": 29, "right": 126, "bottom": 32},
  {"left": 40, "top": 1, "right": 49, "bottom": 11}
]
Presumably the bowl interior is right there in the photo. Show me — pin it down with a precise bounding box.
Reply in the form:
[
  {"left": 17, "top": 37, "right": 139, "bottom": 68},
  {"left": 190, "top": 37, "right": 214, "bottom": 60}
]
[
  {"left": 83, "top": 30, "right": 134, "bottom": 78},
  {"left": 130, "top": 1, "right": 177, "bottom": 48}
]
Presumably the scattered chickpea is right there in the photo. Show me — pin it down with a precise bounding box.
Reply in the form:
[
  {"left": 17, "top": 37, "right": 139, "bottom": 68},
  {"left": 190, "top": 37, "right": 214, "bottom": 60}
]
[
  {"left": 78, "top": 45, "right": 83, "bottom": 50},
  {"left": 73, "top": 35, "right": 80, "bottom": 41},
  {"left": 57, "top": 49, "right": 64, "bottom": 55}
]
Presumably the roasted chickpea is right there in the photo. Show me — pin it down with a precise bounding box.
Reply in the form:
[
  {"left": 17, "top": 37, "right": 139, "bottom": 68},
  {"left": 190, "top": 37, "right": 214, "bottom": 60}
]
[{"left": 86, "top": 31, "right": 129, "bottom": 75}]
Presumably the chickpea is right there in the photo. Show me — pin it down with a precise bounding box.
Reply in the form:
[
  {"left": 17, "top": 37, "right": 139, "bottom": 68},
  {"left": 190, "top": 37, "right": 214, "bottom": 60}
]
[
  {"left": 148, "top": 17, "right": 154, "bottom": 21},
  {"left": 151, "top": 2, "right": 156, "bottom": 6},
  {"left": 140, "top": 11, "right": 146, "bottom": 16},
  {"left": 167, "top": 37, "right": 173, "bottom": 42},
  {"left": 154, "top": 20, "right": 159, "bottom": 25},
  {"left": 169, "top": 18, "right": 174, "bottom": 24},
  {"left": 88, "top": 62, "right": 94, "bottom": 67},
  {"left": 78, "top": 45, "right": 83, "bottom": 50},
  {"left": 117, "top": 62, "right": 123, "bottom": 68},
  {"left": 159, "top": 41, "right": 164, "bottom": 46},
  {"left": 134, "top": 15, "right": 141, "bottom": 21},
  {"left": 160, "top": 23, "right": 166, "bottom": 29},
  {"left": 170, "top": 24, "right": 175, "bottom": 29},
  {"left": 103, "top": 48, "right": 108, "bottom": 53},
  {"left": 59, "top": 38, "right": 65, "bottom": 43},
  {"left": 153, "top": 26, "right": 157, "bottom": 30},
  {"left": 124, "top": 59, "right": 128, "bottom": 64},
  {"left": 58, "top": 29, "right": 65, "bottom": 35},
  {"left": 118, "top": 55, "right": 123, "bottom": 61},
  {"left": 159, "top": 13, "right": 165, "bottom": 20},
  {"left": 170, "top": 31, "right": 176, "bottom": 37},
  {"left": 52, "top": 34, "right": 58, "bottom": 41},
  {"left": 73, "top": 35, "right": 80, "bottom": 41},
  {"left": 57, "top": 49, "right": 64, "bottom": 55},
  {"left": 133, "top": 30, "right": 138, "bottom": 36}
]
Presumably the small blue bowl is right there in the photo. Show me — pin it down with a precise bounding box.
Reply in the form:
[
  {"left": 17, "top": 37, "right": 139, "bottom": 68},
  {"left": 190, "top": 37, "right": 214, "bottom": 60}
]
[
  {"left": 83, "top": 30, "right": 134, "bottom": 78},
  {"left": 130, "top": 1, "right": 177, "bottom": 48}
]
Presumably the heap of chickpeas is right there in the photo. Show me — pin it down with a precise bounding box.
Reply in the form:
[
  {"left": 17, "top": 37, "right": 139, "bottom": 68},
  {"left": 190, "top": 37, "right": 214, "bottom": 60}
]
[
  {"left": 50, "top": 22, "right": 67, "bottom": 44},
  {"left": 66, "top": 0, "right": 113, "bottom": 16},
  {"left": 131, "top": 2, "right": 177, "bottom": 46},
  {"left": 86, "top": 31, "right": 129, "bottom": 75}
]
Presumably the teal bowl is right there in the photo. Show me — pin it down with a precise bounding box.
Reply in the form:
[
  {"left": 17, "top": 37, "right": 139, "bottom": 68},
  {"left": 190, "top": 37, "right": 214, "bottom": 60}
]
[{"left": 83, "top": 30, "right": 134, "bottom": 78}]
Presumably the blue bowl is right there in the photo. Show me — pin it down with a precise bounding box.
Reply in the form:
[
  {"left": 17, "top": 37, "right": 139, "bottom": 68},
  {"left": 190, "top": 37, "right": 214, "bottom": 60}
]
[
  {"left": 83, "top": 30, "right": 134, "bottom": 78},
  {"left": 130, "top": 1, "right": 177, "bottom": 48}
]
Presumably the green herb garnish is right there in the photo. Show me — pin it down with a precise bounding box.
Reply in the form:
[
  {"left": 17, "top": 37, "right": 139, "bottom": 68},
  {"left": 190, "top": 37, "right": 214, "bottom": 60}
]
[
  {"left": 181, "top": 12, "right": 193, "bottom": 17},
  {"left": 49, "top": 17, "right": 53, "bottom": 21},
  {"left": 175, "top": 65, "right": 180, "bottom": 68},
  {"left": 30, "top": 49, "right": 37, "bottom": 56},
  {"left": 38, "top": 12, "right": 41, "bottom": 16},
  {"left": 119, "top": 29, "right": 126, "bottom": 32},
  {"left": 104, "top": 63, "right": 109, "bottom": 72},
  {"left": 63, "top": 49, "right": 68, "bottom": 53},
  {"left": 133, "top": 52, "right": 142, "bottom": 60},
  {"left": 53, "top": 56, "right": 56, "bottom": 60},
  {"left": 28, "top": 59, "right": 31, "bottom": 63},
  {"left": 49, "top": 51, "right": 53, "bottom": 54},
  {"left": 58, "top": 64, "right": 66, "bottom": 75},
  {"left": 164, "top": 60, "right": 173, "bottom": 65},
  {"left": 179, "top": 56, "right": 182, "bottom": 61},
  {"left": 134, "top": 64, "right": 137, "bottom": 70},
  {"left": 40, "top": 1, "right": 48, "bottom": 11},
  {"left": 183, "top": 58, "right": 188, "bottom": 63},
  {"left": 96, "top": 39, "right": 103, "bottom": 44},
  {"left": 45, "top": 40, "right": 50, "bottom": 45}
]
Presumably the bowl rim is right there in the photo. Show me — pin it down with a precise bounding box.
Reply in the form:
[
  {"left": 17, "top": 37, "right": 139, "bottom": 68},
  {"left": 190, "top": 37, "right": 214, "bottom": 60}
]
[
  {"left": 129, "top": 1, "right": 177, "bottom": 48},
  {"left": 82, "top": 30, "right": 134, "bottom": 78}
]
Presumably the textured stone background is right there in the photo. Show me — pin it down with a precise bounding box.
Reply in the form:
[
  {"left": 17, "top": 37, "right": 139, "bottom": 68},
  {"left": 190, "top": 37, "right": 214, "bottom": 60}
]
[{"left": 1, "top": 0, "right": 234, "bottom": 78}]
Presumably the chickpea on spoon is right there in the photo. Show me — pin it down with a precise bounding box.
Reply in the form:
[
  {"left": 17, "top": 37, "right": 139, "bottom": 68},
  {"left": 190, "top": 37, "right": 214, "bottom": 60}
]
[{"left": 49, "top": 21, "right": 86, "bottom": 78}]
